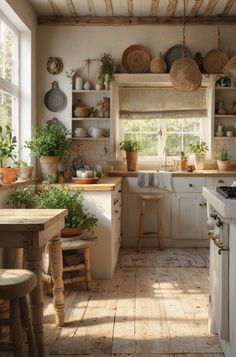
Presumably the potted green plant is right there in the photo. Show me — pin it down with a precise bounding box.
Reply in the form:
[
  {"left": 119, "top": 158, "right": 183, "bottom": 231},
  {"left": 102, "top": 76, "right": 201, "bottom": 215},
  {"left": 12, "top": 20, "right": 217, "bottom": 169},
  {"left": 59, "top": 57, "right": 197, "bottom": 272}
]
[
  {"left": 0, "top": 125, "right": 18, "bottom": 184},
  {"left": 15, "top": 160, "right": 33, "bottom": 180},
  {"left": 216, "top": 148, "right": 230, "bottom": 171},
  {"left": 189, "top": 141, "right": 209, "bottom": 170},
  {"left": 26, "top": 121, "right": 71, "bottom": 179},
  {"left": 7, "top": 185, "right": 37, "bottom": 208},
  {"left": 97, "top": 53, "right": 114, "bottom": 90},
  {"left": 37, "top": 185, "right": 97, "bottom": 236},
  {"left": 120, "top": 139, "right": 141, "bottom": 171},
  {"left": 179, "top": 151, "right": 189, "bottom": 171}
]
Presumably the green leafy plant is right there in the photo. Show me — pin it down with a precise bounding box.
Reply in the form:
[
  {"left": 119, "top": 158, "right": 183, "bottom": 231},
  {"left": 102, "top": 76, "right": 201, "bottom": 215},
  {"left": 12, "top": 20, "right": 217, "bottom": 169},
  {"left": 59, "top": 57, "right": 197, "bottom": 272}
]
[
  {"left": 37, "top": 185, "right": 97, "bottom": 230},
  {"left": 120, "top": 139, "right": 141, "bottom": 152},
  {"left": 189, "top": 141, "right": 209, "bottom": 154},
  {"left": 216, "top": 148, "right": 229, "bottom": 161},
  {"left": 0, "top": 125, "right": 17, "bottom": 168},
  {"left": 26, "top": 121, "right": 71, "bottom": 158},
  {"left": 7, "top": 185, "right": 37, "bottom": 208},
  {"left": 98, "top": 53, "right": 114, "bottom": 83},
  {"left": 180, "top": 151, "right": 189, "bottom": 160}
]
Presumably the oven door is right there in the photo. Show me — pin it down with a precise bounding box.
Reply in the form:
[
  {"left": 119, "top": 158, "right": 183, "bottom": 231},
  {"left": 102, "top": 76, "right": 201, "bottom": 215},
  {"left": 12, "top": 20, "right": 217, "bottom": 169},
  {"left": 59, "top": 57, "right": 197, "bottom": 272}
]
[{"left": 208, "top": 212, "right": 229, "bottom": 341}]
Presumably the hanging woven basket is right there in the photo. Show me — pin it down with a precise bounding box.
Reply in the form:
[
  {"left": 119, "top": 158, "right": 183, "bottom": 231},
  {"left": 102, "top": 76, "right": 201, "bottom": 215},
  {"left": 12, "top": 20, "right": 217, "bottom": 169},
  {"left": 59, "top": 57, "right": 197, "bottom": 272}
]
[
  {"left": 223, "top": 55, "right": 236, "bottom": 80},
  {"left": 170, "top": 57, "right": 202, "bottom": 92}
]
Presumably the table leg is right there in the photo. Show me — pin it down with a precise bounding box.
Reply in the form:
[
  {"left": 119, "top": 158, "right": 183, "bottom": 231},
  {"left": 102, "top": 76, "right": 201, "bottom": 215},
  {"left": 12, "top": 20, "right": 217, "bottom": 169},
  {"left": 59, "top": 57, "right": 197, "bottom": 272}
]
[
  {"left": 48, "top": 233, "right": 65, "bottom": 327},
  {"left": 25, "top": 245, "right": 46, "bottom": 357}
]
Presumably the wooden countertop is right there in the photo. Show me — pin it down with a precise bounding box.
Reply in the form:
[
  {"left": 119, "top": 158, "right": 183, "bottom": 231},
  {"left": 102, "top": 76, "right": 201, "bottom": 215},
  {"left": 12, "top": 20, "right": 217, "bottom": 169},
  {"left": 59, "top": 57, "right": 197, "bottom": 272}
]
[
  {"left": 108, "top": 170, "right": 236, "bottom": 177},
  {"left": 37, "top": 177, "right": 122, "bottom": 192}
]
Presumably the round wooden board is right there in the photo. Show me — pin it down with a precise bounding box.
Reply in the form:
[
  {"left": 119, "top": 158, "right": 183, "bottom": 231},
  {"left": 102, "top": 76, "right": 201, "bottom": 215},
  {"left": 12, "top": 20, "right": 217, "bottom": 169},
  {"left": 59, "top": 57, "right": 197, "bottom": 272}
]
[
  {"left": 71, "top": 177, "right": 99, "bottom": 184},
  {"left": 122, "top": 44, "right": 150, "bottom": 73}
]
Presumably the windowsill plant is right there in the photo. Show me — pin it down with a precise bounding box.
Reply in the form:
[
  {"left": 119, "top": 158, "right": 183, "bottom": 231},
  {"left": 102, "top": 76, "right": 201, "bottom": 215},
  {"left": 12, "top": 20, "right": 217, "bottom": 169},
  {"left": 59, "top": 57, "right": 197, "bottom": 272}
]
[
  {"left": 216, "top": 148, "right": 230, "bottom": 171},
  {"left": 189, "top": 141, "right": 209, "bottom": 170},
  {"left": 120, "top": 139, "right": 141, "bottom": 172},
  {"left": 0, "top": 125, "right": 18, "bottom": 184},
  {"left": 179, "top": 151, "right": 189, "bottom": 171}
]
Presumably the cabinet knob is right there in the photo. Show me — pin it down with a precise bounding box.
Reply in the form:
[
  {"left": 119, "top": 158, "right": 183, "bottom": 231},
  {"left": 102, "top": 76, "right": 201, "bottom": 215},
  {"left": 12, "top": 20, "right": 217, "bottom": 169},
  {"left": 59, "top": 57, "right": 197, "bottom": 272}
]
[
  {"left": 199, "top": 203, "right": 203, "bottom": 206},
  {"left": 203, "top": 202, "right": 207, "bottom": 206},
  {"left": 218, "top": 180, "right": 224, "bottom": 184},
  {"left": 118, "top": 189, "right": 122, "bottom": 193},
  {"left": 189, "top": 183, "right": 193, "bottom": 187}
]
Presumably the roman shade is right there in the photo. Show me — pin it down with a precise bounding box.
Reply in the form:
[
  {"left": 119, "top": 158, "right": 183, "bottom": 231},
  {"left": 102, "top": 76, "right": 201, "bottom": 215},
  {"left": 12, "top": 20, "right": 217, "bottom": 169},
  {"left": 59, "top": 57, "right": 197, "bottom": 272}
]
[{"left": 119, "top": 87, "right": 207, "bottom": 119}]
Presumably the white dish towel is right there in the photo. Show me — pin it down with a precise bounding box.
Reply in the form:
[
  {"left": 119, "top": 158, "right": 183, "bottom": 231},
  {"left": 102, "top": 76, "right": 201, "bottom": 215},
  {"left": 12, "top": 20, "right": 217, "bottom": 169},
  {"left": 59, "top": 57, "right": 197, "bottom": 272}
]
[{"left": 137, "top": 171, "right": 173, "bottom": 191}]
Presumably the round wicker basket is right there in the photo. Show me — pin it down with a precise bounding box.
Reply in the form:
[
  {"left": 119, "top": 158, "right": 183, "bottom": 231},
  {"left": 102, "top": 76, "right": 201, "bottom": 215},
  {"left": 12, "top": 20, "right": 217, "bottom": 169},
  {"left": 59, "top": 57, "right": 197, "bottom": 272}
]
[
  {"left": 122, "top": 44, "right": 150, "bottom": 73},
  {"left": 170, "top": 57, "right": 202, "bottom": 92},
  {"left": 203, "top": 49, "right": 229, "bottom": 74},
  {"left": 73, "top": 107, "right": 90, "bottom": 118}
]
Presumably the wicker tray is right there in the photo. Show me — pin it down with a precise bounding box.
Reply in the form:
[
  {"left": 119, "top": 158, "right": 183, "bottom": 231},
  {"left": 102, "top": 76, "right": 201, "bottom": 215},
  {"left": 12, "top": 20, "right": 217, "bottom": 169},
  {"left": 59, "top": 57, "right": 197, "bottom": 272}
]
[
  {"left": 71, "top": 177, "right": 99, "bottom": 184},
  {"left": 122, "top": 44, "right": 150, "bottom": 73}
]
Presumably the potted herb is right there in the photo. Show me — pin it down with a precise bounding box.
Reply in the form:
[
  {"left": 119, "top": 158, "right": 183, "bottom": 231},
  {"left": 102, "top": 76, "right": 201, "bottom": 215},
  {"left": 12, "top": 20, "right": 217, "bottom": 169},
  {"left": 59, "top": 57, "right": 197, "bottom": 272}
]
[
  {"left": 179, "top": 151, "right": 189, "bottom": 171},
  {"left": 189, "top": 141, "right": 209, "bottom": 170},
  {"left": 7, "top": 185, "right": 37, "bottom": 208},
  {"left": 37, "top": 185, "right": 97, "bottom": 236},
  {"left": 216, "top": 148, "right": 230, "bottom": 171},
  {"left": 15, "top": 160, "right": 33, "bottom": 180},
  {"left": 98, "top": 53, "right": 114, "bottom": 90},
  {"left": 120, "top": 139, "right": 141, "bottom": 171},
  {"left": 0, "top": 125, "right": 18, "bottom": 184},
  {"left": 26, "top": 121, "right": 71, "bottom": 179}
]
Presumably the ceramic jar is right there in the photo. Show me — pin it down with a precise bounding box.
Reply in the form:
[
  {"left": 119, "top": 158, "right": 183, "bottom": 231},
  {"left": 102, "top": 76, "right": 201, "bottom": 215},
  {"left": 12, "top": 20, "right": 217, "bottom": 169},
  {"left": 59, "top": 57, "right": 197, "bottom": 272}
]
[
  {"left": 150, "top": 53, "right": 167, "bottom": 73},
  {"left": 75, "top": 77, "right": 83, "bottom": 90},
  {"left": 83, "top": 81, "right": 91, "bottom": 90}
]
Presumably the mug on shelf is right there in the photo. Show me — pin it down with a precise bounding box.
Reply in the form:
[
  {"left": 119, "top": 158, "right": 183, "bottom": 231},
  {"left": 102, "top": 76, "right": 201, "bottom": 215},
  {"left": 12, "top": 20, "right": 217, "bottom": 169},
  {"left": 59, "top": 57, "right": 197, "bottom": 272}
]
[
  {"left": 74, "top": 127, "right": 87, "bottom": 137},
  {"left": 88, "top": 127, "right": 103, "bottom": 138}
]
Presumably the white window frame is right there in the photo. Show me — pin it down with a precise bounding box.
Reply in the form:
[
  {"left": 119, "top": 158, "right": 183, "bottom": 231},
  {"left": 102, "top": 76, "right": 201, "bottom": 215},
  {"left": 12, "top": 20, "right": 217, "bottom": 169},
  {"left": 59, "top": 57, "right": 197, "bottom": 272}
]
[{"left": 0, "top": 11, "right": 19, "bottom": 148}]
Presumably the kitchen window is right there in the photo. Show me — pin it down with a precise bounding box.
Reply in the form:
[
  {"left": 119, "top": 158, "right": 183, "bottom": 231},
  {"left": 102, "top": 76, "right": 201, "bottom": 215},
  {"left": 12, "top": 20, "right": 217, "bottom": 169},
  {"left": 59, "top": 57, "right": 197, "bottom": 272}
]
[
  {"left": 118, "top": 83, "right": 211, "bottom": 163},
  {"left": 0, "top": 13, "right": 19, "bottom": 135}
]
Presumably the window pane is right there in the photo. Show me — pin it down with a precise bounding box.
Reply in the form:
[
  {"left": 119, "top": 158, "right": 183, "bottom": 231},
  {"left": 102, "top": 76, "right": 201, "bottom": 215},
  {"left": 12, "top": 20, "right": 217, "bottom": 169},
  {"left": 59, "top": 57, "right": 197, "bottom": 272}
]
[
  {"left": 182, "top": 119, "right": 200, "bottom": 132},
  {"left": 0, "top": 91, "right": 15, "bottom": 127},
  {"left": 166, "top": 134, "right": 181, "bottom": 156},
  {"left": 0, "top": 20, "right": 17, "bottom": 83},
  {"left": 166, "top": 119, "right": 181, "bottom": 132}
]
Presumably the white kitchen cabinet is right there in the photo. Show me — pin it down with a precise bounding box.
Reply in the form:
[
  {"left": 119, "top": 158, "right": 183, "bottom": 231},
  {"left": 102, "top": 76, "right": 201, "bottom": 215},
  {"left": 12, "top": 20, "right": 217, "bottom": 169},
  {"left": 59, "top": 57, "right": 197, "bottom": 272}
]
[
  {"left": 172, "top": 193, "right": 208, "bottom": 239},
  {"left": 82, "top": 182, "right": 121, "bottom": 279}
]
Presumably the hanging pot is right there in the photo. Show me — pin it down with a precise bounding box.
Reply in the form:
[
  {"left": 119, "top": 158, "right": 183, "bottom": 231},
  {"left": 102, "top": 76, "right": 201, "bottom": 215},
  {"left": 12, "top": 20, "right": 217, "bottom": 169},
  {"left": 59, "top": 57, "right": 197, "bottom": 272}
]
[
  {"left": 170, "top": 57, "right": 202, "bottom": 92},
  {"left": 203, "top": 27, "right": 229, "bottom": 74},
  {"left": 223, "top": 55, "right": 236, "bottom": 80}
]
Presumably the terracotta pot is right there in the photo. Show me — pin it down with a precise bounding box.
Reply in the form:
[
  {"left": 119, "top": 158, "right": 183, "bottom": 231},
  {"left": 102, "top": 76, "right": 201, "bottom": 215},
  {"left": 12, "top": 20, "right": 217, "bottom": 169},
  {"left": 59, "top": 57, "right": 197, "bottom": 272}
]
[
  {"left": 0, "top": 168, "right": 18, "bottom": 184},
  {"left": 61, "top": 227, "right": 82, "bottom": 237},
  {"left": 39, "top": 156, "right": 59, "bottom": 180},
  {"left": 126, "top": 151, "right": 138, "bottom": 171},
  {"left": 217, "top": 160, "right": 230, "bottom": 171},
  {"left": 20, "top": 166, "right": 33, "bottom": 179},
  {"left": 194, "top": 153, "right": 206, "bottom": 171},
  {"left": 179, "top": 160, "right": 188, "bottom": 171}
]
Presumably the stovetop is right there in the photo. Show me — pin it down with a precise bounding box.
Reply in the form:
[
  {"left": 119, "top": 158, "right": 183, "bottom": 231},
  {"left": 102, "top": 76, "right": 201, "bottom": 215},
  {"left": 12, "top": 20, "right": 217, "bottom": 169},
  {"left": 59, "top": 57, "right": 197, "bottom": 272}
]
[{"left": 216, "top": 186, "right": 236, "bottom": 199}]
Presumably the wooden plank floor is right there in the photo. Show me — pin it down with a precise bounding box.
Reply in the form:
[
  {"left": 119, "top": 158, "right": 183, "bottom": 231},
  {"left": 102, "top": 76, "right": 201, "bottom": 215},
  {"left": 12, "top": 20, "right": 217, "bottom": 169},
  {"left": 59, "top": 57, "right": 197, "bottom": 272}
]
[{"left": 0, "top": 248, "right": 224, "bottom": 357}]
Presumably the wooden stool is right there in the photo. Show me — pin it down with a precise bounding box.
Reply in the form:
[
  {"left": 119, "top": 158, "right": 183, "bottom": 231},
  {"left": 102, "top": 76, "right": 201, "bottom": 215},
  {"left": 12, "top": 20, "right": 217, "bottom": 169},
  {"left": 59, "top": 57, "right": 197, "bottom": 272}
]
[
  {"left": 43, "top": 237, "right": 93, "bottom": 293},
  {"left": 0, "top": 269, "right": 37, "bottom": 357},
  {"left": 137, "top": 194, "right": 164, "bottom": 251}
]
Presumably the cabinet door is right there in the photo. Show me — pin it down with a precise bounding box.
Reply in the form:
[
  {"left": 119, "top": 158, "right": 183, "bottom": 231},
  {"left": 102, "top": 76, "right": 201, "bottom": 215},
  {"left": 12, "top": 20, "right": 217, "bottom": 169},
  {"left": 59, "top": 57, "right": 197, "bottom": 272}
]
[{"left": 172, "top": 193, "right": 205, "bottom": 239}]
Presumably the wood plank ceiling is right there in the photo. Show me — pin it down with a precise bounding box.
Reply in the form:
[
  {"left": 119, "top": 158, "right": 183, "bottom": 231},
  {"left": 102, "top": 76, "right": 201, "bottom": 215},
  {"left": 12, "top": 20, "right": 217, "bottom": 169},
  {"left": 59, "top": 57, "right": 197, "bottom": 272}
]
[{"left": 29, "top": 0, "right": 236, "bottom": 25}]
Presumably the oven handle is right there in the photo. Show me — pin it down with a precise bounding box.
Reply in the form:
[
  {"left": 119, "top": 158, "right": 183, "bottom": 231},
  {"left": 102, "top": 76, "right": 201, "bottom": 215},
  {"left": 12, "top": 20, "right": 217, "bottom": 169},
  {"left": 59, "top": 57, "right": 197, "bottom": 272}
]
[{"left": 208, "top": 232, "right": 229, "bottom": 255}]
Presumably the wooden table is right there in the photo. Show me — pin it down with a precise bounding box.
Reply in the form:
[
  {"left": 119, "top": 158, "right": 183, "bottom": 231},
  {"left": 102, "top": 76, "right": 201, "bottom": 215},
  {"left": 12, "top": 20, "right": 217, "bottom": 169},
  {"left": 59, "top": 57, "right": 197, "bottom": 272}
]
[{"left": 0, "top": 209, "right": 67, "bottom": 357}]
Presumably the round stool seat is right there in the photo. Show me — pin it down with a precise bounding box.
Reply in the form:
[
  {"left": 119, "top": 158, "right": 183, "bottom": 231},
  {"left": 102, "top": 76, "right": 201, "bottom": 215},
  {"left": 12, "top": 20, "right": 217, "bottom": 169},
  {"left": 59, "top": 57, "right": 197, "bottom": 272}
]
[
  {"left": 138, "top": 194, "right": 163, "bottom": 200},
  {"left": 0, "top": 269, "right": 36, "bottom": 300}
]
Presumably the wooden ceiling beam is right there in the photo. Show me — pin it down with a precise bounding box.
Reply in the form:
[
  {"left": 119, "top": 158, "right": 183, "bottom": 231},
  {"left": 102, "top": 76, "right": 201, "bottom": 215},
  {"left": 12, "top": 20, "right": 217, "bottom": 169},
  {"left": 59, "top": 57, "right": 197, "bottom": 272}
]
[
  {"left": 104, "top": 0, "right": 113, "bottom": 16},
  {"left": 166, "top": 0, "right": 177, "bottom": 17},
  {"left": 189, "top": 0, "right": 204, "bottom": 16},
  {"left": 221, "top": 0, "right": 236, "bottom": 15},
  {"left": 204, "top": 0, "right": 217, "bottom": 16},
  {"left": 48, "top": 0, "right": 62, "bottom": 16},
  {"left": 65, "top": 0, "right": 78, "bottom": 17},
  {"left": 38, "top": 15, "right": 236, "bottom": 25},
  {"left": 87, "top": 0, "right": 96, "bottom": 16},
  {"left": 128, "top": 0, "right": 133, "bottom": 17},
  {"left": 150, "top": 0, "right": 160, "bottom": 16}
]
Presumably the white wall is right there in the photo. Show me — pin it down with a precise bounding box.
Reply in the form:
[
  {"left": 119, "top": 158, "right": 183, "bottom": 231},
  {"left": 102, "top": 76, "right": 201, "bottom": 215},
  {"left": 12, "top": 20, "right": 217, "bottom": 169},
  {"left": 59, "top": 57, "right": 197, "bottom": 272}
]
[{"left": 36, "top": 24, "right": 236, "bottom": 167}]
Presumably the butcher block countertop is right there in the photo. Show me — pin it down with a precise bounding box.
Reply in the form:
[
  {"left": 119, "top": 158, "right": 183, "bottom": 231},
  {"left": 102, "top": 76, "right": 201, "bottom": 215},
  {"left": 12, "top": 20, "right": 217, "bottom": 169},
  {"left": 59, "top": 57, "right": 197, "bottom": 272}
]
[
  {"left": 37, "top": 177, "right": 122, "bottom": 192},
  {"left": 108, "top": 170, "right": 236, "bottom": 177}
]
